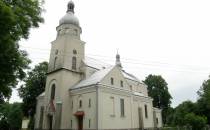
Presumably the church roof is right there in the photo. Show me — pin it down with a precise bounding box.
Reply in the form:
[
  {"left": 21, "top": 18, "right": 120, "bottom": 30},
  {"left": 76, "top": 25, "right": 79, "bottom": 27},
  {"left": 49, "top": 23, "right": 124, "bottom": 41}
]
[
  {"left": 70, "top": 57, "right": 141, "bottom": 90},
  {"left": 83, "top": 57, "right": 112, "bottom": 70},
  {"left": 84, "top": 57, "right": 140, "bottom": 82},
  {"left": 71, "top": 66, "right": 114, "bottom": 89}
]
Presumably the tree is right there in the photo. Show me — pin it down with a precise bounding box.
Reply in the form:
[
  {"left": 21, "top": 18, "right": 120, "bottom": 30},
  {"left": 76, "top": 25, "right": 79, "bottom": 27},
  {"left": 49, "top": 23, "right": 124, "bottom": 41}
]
[
  {"left": 0, "top": 103, "right": 23, "bottom": 130},
  {"left": 172, "top": 101, "right": 197, "bottom": 126},
  {"left": 184, "top": 113, "right": 207, "bottom": 130},
  {"left": 197, "top": 75, "right": 210, "bottom": 124},
  {"left": 0, "top": 0, "right": 44, "bottom": 102},
  {"left": 143, "top": 74, "right": 172, "bottom": 124},
  {"left": 18, "top": 62, "right": 48, "bottom": 117}
]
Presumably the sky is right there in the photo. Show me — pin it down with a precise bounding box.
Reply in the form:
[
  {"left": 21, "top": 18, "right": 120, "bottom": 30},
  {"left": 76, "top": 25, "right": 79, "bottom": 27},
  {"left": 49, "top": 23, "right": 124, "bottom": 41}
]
[{"left": 10, "top": 0, "right": 210, "bottom": 107}]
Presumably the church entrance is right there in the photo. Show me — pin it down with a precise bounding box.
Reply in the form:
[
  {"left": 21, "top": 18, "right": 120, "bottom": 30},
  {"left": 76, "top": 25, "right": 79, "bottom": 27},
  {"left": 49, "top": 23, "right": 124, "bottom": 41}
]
[{"left": 74, "top": 111, "right": 85, "bottom": 130}]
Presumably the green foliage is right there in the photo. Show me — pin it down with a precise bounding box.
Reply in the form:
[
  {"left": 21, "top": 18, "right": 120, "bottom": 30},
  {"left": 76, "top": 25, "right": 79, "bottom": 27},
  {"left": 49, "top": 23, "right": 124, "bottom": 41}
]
[
  {"left": 197, "top": 75, "right": 210, "bottom": 123},
  {"left": 184, "top": 113, "right": 207, "bottom": 130},
  {"left": 28, "top": 116, "right": 35, "bottom": 130},
  {"left": 18, "top": 62, "right": 48, "bottom": 117},
  {"left": 165, "top": 107, "right": 175, "bottom": 125},
  {"left": 162, "top": 76, "right": 210, "bottom": 127},
  {"left": 144, "top": 74, "right": 172, "bottom": 108},
  {"left": 143, "top": 74, "right": 172, "bottom": 124},
  {"left": 172, "top": 101, "right": 197, "bottom": 126},
  {"left": 0, "top": 103, "right": 23, "bottom": 130},
  {"left": 0, "top": 0, "right": 44, "bottom": 102}
]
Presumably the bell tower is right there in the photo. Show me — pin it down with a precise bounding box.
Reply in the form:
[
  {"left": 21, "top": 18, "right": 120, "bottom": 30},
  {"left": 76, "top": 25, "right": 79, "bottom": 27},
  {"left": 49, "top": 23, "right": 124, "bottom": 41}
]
[
  {"left": 48, "top": 1, "right": 85, "bottom": 73},
  {"left": 43, "top": 1, "right": 85, "bottom": 129}
]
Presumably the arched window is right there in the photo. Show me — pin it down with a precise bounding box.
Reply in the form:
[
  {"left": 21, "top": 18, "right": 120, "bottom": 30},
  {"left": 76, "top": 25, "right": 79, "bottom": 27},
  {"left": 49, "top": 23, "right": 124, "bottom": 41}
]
[
  {"left": 111, "top": 77, "right": 114, "bottom": 85},
  {"left": 51, "top": 84, "right": 56, "bottom": 100},
  {"left": 53, "top": 57, "right": 57, "bottom": 70},
  {"left": 79, "top": 100, "right": 82, "bottom": 108},
  {"left": 72, "top": 56, "right": 76, "bottom": 70}
]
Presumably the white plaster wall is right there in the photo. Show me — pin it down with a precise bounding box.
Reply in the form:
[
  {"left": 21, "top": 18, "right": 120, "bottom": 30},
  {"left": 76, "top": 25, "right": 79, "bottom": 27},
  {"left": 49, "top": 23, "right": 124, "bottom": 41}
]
[
  {"left": 34, "top": 96, "right": 44, "bottom": 128},
  {"left": 141, "top": 101, "right": 154, "bottom": 128},
  {"left": 154, "top": 109, "right": 162, "bottom": 128},
  {"left": 59, "top": 70, "right": 83, "bottom": 129},
  {"left": 99, "top": 90, "right": 132, "bottom": 129},
  {"left": 49, "top": 34, "right": 85, "bottom": 72},
  {"left": 101, "top": 67, "right": 130, "bottom": 91},
  {"left": 69, "top": 89, "right": 97, "bottom": 129},
  {"left": 132, "top": 97, "right": 154, "bottom": 129},
  {"left": 40, "top": 68, "right": 82, "bottom": 129}
]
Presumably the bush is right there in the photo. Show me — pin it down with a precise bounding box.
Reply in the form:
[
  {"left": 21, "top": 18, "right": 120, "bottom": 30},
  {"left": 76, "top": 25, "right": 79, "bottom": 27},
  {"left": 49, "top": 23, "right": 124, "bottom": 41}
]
[{"left": 184, "top": 113, "right": 207, "bottom": 130}]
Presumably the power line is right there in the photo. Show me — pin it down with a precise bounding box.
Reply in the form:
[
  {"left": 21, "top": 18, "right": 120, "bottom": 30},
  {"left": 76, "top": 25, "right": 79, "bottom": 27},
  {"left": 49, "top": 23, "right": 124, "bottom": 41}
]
[{"left": 19, "top": 45, "right": 210, "bottom": 74}]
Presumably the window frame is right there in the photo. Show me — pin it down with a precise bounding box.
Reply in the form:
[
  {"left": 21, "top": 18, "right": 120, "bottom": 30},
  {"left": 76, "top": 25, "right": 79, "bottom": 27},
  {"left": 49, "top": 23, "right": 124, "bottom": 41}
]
[
  {"left": 144, "top": 104, "right": 148, "bottom": 118},
  {"left": 88, "top": 99, "right": 91, "bottom": 108},
  {"left": 72, "top": 56, "right": 77, "bottom": 70},
  {"left": 120, "top": 98, "right": 125, "bottom": 117},
  {"left": 111, "top": 77, "right": 114, "bottom": 85},
  {"left": 89, "top": 119, "right": 91, "bottom": 128},
  {"left": 79, "top": 100, "right": 82, "bottom": 108},
  {"left": 50, "top": 84, "right": 56, "bottom": 100},
  {"left": 120, "top": 80, "right": 123, "bottom": 87}
]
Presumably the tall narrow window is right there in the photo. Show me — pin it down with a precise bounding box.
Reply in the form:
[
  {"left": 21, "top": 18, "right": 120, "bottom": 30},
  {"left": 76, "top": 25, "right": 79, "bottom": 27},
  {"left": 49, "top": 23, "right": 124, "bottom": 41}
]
[
  {"left": 79, "top": 100, "right": 82, "bottom": 108},
  {"left": 120, "top": 80, "right": 123, "bottom": 87},
  {"left": 111, "top": 77, "right": 114, "bottom": 85},
  {"left": 110, "top": 97, "right": 115, "bottom": 116},
  {"left": 72, "top": 56, "right": 76, "bottom": 70},
  {"left": 89, "top": 119, "right": 91, "bottom": 128},
  {"left": 51, "top": 84, "right": 56, "bottom": 100},
  {"left": 156, "top": 117, "right": 159, "bottom": 124},
  {"left": 88, "top": 99, "right": 91, "bottom": 107},
  {"left": 144, "top": 104, "right": 148, "bottom": 118},
  {"left": 130, "top": 85, "right": 132, "bottom": 91},
  {"left": 120, "top": 98, "right": 125, "bottom": 117},
  {"left": 53, "top": 57, "right": 57, "bottom": 69}
]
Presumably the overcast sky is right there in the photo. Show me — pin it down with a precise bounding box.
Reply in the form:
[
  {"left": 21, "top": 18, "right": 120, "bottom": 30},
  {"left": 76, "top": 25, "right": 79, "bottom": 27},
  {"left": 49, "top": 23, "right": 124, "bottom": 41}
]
[{"left": 10, "top": 0, "right": 210, "bottom": 107}]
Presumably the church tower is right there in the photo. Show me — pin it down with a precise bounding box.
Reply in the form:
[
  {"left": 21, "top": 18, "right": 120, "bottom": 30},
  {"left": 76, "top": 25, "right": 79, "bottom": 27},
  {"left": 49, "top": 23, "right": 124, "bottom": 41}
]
[
  {"left": 48, "top": 1, "right": 84, "bottom": 72},
  {"left": 43, "top": 1, "right": 85, "bottom": 129}
]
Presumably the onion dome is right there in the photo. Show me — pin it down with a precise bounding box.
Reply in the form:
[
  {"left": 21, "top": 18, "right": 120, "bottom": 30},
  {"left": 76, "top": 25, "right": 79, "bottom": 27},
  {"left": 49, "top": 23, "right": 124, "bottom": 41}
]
[{"left": 59, "top": 1, "right": 79, "bottom": 26}]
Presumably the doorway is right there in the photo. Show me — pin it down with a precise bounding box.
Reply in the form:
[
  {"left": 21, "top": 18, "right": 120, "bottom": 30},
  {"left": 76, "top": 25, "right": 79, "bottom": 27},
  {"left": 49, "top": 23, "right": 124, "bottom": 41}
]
[
  {"left": 47, "top": 115, "right": 53, "bottom": 130},
  {"left": 74, "top": 111, "right": 84, "bottom": 130},
  {"left": 77, "top": 116, "right": 83, "bottom": 130}
]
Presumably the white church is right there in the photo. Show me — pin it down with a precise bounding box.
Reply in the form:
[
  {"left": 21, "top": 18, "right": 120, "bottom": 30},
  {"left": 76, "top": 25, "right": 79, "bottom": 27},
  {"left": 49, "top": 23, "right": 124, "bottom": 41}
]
[{"left": 35, "top": 1, "right": 162, "bottom": 130}]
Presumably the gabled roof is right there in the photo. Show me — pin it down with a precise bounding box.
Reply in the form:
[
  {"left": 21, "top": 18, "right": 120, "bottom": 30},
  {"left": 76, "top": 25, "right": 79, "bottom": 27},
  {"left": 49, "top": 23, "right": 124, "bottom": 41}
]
[
  {"left": 84, "top": 57, "right": 140, "bottom": 82},
  {"left": 71, "top": 66, "right": 114, "bottom": 89}
]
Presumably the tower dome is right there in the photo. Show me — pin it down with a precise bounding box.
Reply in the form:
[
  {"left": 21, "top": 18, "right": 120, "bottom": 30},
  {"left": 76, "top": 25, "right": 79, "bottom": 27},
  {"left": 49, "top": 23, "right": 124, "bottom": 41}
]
[
  {"left": 116, "top": 52, "right": 122, "bottom": 68},
  {"left": 59, "top": 1, "right": 80, "bottom": 26}
]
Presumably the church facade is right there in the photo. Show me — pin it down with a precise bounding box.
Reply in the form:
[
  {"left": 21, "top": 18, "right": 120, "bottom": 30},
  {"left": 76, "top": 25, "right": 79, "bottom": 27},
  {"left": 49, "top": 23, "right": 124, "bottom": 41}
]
[{"left": 34, "top": 1, "right": 162, "bottom": 130}]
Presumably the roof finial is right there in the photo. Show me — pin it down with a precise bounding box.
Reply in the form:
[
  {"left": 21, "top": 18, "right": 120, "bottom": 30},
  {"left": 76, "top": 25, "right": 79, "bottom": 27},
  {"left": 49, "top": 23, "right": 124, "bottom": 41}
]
[
  {"left": 67, "top": 0, "right": 75, "bottom": 13},
  {"left": 116, "top": 50, "right": 122, "bottom": 68}
]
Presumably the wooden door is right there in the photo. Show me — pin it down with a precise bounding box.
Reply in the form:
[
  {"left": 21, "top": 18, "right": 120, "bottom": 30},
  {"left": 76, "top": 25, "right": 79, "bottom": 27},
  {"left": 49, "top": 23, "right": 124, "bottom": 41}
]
[{"left": 78, "top": 116, "right": 83, "bottom": 130}]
